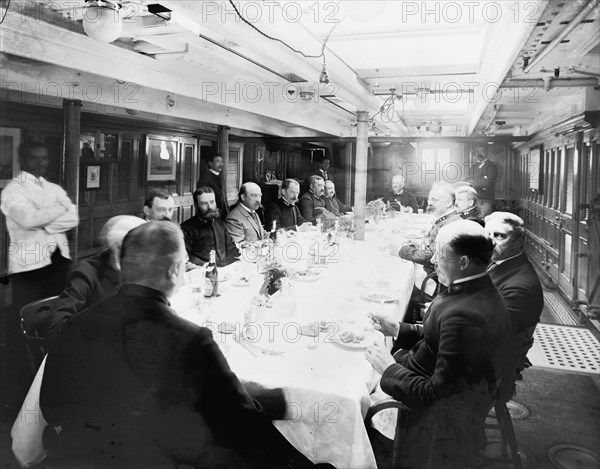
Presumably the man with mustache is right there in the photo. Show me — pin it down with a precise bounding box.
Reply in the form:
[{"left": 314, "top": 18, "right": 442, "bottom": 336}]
[
  {"left": 143, "top": 187, "right": 175, "bottom": 221},
  {"left": 181, "top": 186, "right": 239, "bottom": 267},
  {"left": 226, "top": 182, "right": 268, "bottom": 243},
  {"left": 298, "top": 175, "right": 330, "bottom": 224},
  {"left": 265, "top": 179, "right": 307, "bottom": 230}
]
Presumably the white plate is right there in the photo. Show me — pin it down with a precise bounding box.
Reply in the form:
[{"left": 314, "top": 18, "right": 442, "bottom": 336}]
[
  {"left": 294, "top": 270, "right": 321, "bottom": 282},
  {"left": 335, "top": 329, "right": 377, "bottom": 349},
  {"left": 360, "top": 289, "right": 398, "bottom": 303}
]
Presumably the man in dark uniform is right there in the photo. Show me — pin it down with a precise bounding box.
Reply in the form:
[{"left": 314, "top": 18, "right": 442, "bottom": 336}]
[
  {"left": 265, "top": 179, "right": 307, "bottom": 230},
  {"left": 485, "top": 212, "right": 544, "bottom": 387},
  {"left": 196, "top": 154, "right": 229, "bottom": 218},
  {"left": 181, "top": 186, "right": 239, "bottom": 267},
  {"left": 298, "top": 175, "right": 329, "bottom": 224},
  {"left": 381, "top": 174, "right": 419, "bottom": 213},
  {"left": 41, "top": 222, "right": 315, "bottom": 468},
  {"left": 454, "top": 185, "right": 482, "bottom": 225},
  {"left": 470, "top": 145, "right": 499, "bottom": 217},
  {"left": 368, "top": 220, "right": 515, "bottom": 469}
]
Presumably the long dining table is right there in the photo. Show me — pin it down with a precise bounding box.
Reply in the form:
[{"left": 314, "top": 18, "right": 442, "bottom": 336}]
[{"left": 172, "top": 226, "right": 418, "bottom": 469}]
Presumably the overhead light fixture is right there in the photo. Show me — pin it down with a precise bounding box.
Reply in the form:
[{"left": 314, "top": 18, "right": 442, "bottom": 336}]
[
  {"left": 319, "top": 57, "right": 330, "bottom": 84},
  {"left": 82, "top": 0, "right": 123, "bottom": 43}
]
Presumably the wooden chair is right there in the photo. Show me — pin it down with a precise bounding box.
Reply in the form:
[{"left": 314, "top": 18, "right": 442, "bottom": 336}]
[
  {"left": 364, "top": 398, "right": 418, "bottom": 469},
  {"left": 19, "top": 296, "right": 57, "bottom": 373},
  {"left": 484, "top": 399, "right": 523, "bottom": 469},
  {"left": 404, "top": 272, "right": 440, "bottom": 324}
]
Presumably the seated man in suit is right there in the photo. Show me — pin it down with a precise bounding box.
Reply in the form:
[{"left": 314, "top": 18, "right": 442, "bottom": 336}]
[
  {"left": 298, "top": 175, "right": 330, "bottom": 224},
  {"left": 367, "top": 220, "right": 515, "bottom": 469},
  {"left": 181, "top": 186, "right": 240, "bottom": 267},
  {"left": 226, "top": 182, "right": 268, "bottom": 243},
  {"left": 323, "top": 180, "right": 351, "bottom": 216},
  {"left": 143, "top": 187, "right": 175, "bottom": 221},
  {"left": 381, "top": 174, "right": 419, "bottom": 213},
  {"left": 265, "top": 179, "right": 307, "bottom": 230},
  {"left": 43, "top": 215, "right": 145, "bottom": 338},
  {"left": 454, "top": 185, "right": 482, "bottom": 224},
  {"left": 41, "top": 222, "right": 315, "bottom": 468},
  {"left": 398, "top": 182, "right": 461, "bottom": 270},
  {"left": 485, "top": 212, "right": 544, "bottom": 383}
]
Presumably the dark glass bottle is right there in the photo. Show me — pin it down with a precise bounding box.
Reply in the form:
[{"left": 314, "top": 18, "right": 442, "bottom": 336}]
[{"left": 204, "top": 250, "right": 219, "bottom": 297}]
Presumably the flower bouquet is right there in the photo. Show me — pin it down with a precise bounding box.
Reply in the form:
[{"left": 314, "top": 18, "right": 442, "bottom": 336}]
[
  {"left": 258, "top": 259, "right": 289, "bottom": 297},
  {"left": 366, "top": 198, "right": 387, "bottom": 224}
]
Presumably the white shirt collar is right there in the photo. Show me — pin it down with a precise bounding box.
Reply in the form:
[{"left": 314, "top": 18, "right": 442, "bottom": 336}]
[
  {"left": 478, "top": 158, "right": 488, "bottom": 168},
  {"left": 209, "top": 169, "right": 220, "bottom": 176},
  {"left": 451, "top": 271, "right": 489, "bottom": 286},
  {"left": 493, "top": 251, "right": 523, "bottom": 266},
  {"left": 239, "top": 203, "right": 255, "bottom": 214},
  {"left": 18, "top": 171, "right": 46, "bottom": 185}
]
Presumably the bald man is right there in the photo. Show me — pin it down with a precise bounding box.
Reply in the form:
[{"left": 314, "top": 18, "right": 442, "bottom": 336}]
[
  {"left": 225, "top": 182, "right": 268, "bottom": 243},
  {"left": 381, "top": 174, "right": 419, "bottom": 213},
  {"left": 43, "top": 215, "right": 145, "bottom": 338},
  {"left": 368, "top": 221, "right": 515, "bottom": 468}
]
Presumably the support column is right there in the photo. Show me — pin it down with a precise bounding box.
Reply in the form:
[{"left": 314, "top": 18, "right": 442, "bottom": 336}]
[
  {"left": 217, "top": 125, "right": 230, "bottom": 206},
  {"left": 353, "top": 111, "right": 369, "bottom": 240},
  {"left": 344, "top": 142, "right": 353, "bottom": 206},
  {"left": 63, "top": 99, "right": 81, "bottom": 263}
]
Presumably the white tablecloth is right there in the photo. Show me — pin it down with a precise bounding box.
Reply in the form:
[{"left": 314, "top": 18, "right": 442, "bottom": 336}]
[{"left": 172, "top": 237, "right": 415, "bottom": 469}]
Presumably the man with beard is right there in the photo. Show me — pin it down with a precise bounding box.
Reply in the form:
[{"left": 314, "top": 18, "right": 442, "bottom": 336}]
[
  {"left": 181, "top": 186, "right": 239, "bottom": 267},
  {"left": 265, "top": 179, "right": 307, "bottom": 230},
  {"left": 298, "top": 175, "right": 330, "bottom": 224},
  {"left": 196, "top": 154, "right": 229, "bottom": 218},
  {"left": 226, "top": 182, "right": 268, "bottom": 243}
]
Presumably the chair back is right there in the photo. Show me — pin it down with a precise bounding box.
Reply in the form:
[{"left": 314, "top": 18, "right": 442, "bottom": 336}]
[
  {"left": 20, "top": 296, "right": 57, "bottom": 373},
  {"left": 365, "top": 398, "right": 420, "bottom": 468}
]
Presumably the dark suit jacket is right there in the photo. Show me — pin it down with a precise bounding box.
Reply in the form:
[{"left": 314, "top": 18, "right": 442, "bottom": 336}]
[
  {"left": 458, "top": 205, "right": 483, "bottom": 225},
  {"left": 297, "top": 191, "right": 327, "bottom": 224},
  {"left": 197, "top": 171, "right": 229, "bottom": 217},
  {"left": 489, "top": 252, "right": 543, "bottom": 372},
  {"left": 381, "top": 275, "right": 514, "bottom": 467},
  {"left": 324, "top": 195, "right": 351, "bottom": 216},
  {"left": 265, "top": 197, "right": 306, "bottom": 230},
  {"left": 41, "top": 284, "right": 311, "bottom": 468},
  {"left": 381, "top": 190, "right": 419, "bottom": 213},
  {"left": 225, "top": 204, "right": 267, "bottom": 243},
  {"left": 471, "top": 160, "right": 499, "bottom": 201},
  {"left": 180, "top": 216, "right": 240, "bottom": 267},
  {"left": 44, "top": 250, "right": 119, "bottom": 338}
]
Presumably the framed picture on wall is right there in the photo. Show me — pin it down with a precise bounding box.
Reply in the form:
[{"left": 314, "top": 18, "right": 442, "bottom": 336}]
[
  {"left": 0, "top": 127, "right": 21, "bottom": 188},
  {"left": 529, "top": 145, "right": 542, "bottom": 192},
  {"left": 85, "top": 165, "right": 101, "bottom": 190},
  {"left": 146, "top": 134, "right": 178, "bottom": 181},
  {"left": 85, "top": 164, "right": 100, "bottom": 191}
]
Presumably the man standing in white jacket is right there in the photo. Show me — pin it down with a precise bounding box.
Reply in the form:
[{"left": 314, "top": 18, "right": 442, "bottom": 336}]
[{"left": 1, "top": 141, "right": 78, "bottom": 393}]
